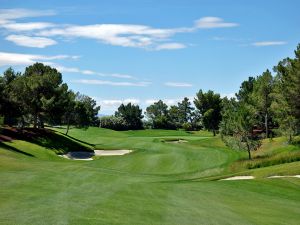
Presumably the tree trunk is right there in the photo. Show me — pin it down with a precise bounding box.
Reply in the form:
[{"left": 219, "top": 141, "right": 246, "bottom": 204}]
[
  {"left": 39, "top": 115, "right": 44, "bottom": 128},
  {"left": 265, "top": 112, "right": 268, "bottom": 138},
  {"left": 213, "top": 130, "right": 216, "bottom": 136},
  {"left": 246, "top": 140, "right": 252, "bottom": 160},
  {"left": 66, "top": 116, "right": 70, "bottom": 135},
  {"left": 33, "top": 113, "right": 38, "bottom": 128}
]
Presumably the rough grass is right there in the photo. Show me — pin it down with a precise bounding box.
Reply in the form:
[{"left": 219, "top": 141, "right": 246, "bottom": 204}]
[
  {"left": 230, "top": 137, "right": 300, "bottom": 171},
  {"left": 0, "top": 127, "right": 300, "bottom": 225}
]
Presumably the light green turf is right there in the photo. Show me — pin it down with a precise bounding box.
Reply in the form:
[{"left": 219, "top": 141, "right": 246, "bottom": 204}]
[{"left": 0, "top": 127, "right": 300, "bottom": 225}]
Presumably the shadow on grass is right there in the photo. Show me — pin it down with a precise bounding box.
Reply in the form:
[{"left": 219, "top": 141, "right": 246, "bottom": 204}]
[
  {"left": 49, "top": 126, "right": 95, "bottom": 147},
  {"left": 65, "top": 134, "right": 96, "bottom": 147},
  {"left": 0, "top": 142, "right": 34, "bottom": 157},
  {"left": 1, "top": 127, "right": 93, "bottom": 154}
]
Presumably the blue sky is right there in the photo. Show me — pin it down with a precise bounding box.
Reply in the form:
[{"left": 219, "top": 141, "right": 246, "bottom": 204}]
[{"left": 0, "top": 0, "right": 299, "bottom": 114}]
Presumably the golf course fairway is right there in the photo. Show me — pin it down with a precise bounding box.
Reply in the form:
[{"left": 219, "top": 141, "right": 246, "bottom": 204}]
[{"left": 0, "top": 127, "right": 299, "bottom": 225}]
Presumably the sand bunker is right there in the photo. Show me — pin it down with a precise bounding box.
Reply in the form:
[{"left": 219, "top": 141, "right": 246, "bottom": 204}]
[
  {"left": 221, "top": 176, "right": 254, "bottom": 181},
  {"left": 94, "top": 150, "right": 132, "bottom": 156},
  {"left": 268, "top": 175, "right": 300, "bottom": 179},
  {"left": 59, "top": 149, "right": 132, "bottom": 160},
  {"left": 164, "top": 139, "right": 188, "bottom": 144},
  {"left": 59, "top": 151, "right": 94, "bottom": 160}
]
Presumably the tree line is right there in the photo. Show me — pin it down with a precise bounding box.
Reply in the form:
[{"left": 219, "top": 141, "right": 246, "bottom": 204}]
[
  {"left": 100, "top": 92, "right": 222, "bottom": 133},
  {"left": 1, "top": 44, "right": 299, "bottom": 158},
  {"left": 100, "top": 44, "right": 300, "bottom": 159},
  {"left": 0, "top": 63, "right": 100, "bottom": 135}
]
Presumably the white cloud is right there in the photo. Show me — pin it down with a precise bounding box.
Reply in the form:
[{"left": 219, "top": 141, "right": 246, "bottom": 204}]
[
  {"left": 0, "top": 9, "right": 238, "bottom": 50},
  {"left": 195, "top": 17, "right": 238, "bottom": 29},
  {"left": 2, "top": 22, "right": 55, "bottom": 31},
  {"left": 96, "top": 72, "right": 134, "bottom": 79},
  {"left": 96, "top": 98, "right": 141, "bottom": 112},
  {"left": 109, "top": 73, "right": 134, "bottom": 79},
  {"left": 220, "top": 93, "right": 236, "bottom": 99},
  {"left": 72, "top": 79, "right": 151, "bottom": 87},
  {"left": 145, "top": 99, "right": 159, "bottom": 105},
  {"left": 37, "top": 24, "right": 191, "bottom": 49},
  {"left": 38, "top": 24, "right": 169, "bottom": 48},
  {"left": 54, "top": 65, "right": 135, "bottom": 79},
  {"left": 0, "top": 51, "right": 78, "bottom": 67},
  {"left": 123, "top": 98, "right": 140, "bottom": 104},
  {"left": 252, "top": 41, "right": 287, "bottom": 46},
  {"left": 5, "top": 35, "right": 57, "bottom": 48},
  {"left": 54, "top": 65, "right": 82, "bottom": 73},
  {"left": 155, "top": 43, "right": 186, "bottom": 50},
  {"left": 164, "top": 99, "right": 181, "bottom": 105},
  {"left": 164, "top": 82, "right": 193, "bottom": 87},
  {"left": 36, "top": 16, "right": 237, "bottom": 49},
  {"left": 0, "top": 8, "right": 55, "bottom": 21},
  {"left": 144, "top": 98, "right": 185, "bottom": 106}
]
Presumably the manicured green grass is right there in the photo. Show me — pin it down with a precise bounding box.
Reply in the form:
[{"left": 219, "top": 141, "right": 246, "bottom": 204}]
[{"left": 0, "top": 127, "right": 300, "bottom": 224}]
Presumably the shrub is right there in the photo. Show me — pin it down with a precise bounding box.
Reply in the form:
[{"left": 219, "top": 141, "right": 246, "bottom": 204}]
[
  {"left": 99, "top": 116, "right": 129, "bottom": 131},
  {"left": 182, "top": 122, "right": 193, "bottom": 131}
]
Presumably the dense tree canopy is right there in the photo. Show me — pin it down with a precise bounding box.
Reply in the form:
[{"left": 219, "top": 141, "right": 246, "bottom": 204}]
[
  {"left": 220, "top": 43, "right": 300, "bottom": 153},
  {"left": 0, "top": 63, "right": 100, "bottom": 129},
  {"left": 115, "top": 103, "right": 144, "bottom": 130},
  {"left": 145, "top": 100, "right": 173, "bottom": 129},
  {"left": 220, "top": 98, "right": 260, "bottom": 159},
  {"left": 194, "top": 90, "right": 222, "bottom": 136},
  {"left": 236, "top": 76, "right": 255, "bottom": 103}
]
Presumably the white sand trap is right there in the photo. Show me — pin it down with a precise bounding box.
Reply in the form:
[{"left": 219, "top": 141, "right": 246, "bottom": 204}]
[
  {"left": 165, "top": 139, "right": 188, "bottom": 144},
  {"left": 59, "top": 149, "right": 132, "bottom": 160},
  {"left": 268, "top": 175, "right": 300, "bottom": 179},
  {"left": 59, "top": 151, "right": 94, "bottom": 160},
  {"left": 94, "top": 150, "right": 132, "bottom": 156},
  {"left": 221, "top": 176, "right": 254, "bottom": 181}
]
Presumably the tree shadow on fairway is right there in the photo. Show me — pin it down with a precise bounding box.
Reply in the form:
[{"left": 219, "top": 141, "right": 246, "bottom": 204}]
[
  {"left": 0, "top": 142, "right": 34, "bottom": 157},
  {"left": 1, "top": 127, "right": 93, "bottom": 154},
  {"left": 52, "top": 127, "right": 96, "bottom": 148},
  {"left": 64, "top": 134, "right": 96, "bottom": 147}
]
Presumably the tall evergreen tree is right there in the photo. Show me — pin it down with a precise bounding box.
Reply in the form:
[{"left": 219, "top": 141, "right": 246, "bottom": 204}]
[
  {"left": 194, "top": 90, "right": 222, "bottom": 136},
  {"left": 252, "top": 70, "right": 274, "bottom": 138},
  {"left": 273, "top": 44, "right": 300, "bottom": 140},
  {"left": 16, "top": 63, "right": 64, "bottom": 128},
  {"left": 145, "top": 100, "right": 171, "bottom": 129},
  {"left": 220, "top": 98, "right": 260, "bottom": 159},
  {"left": 236, "top": 76, "right": 256, "bottom": 104},
  {"left": 115, "top": 103, "right": 143, "bottom": 130},
  {"left": 177, "top": 97, "right": 194, "bottom": 124},
  {"left": 0, "top": 68, "right": 22, "bottom": 125}
]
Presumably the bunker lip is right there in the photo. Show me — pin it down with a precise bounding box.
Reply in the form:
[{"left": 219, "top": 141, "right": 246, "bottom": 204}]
[
  {"left": 163, "top": 139, "right": 188, "bottom": 144},
  {"left": 59, "top": 149, "right": 132, "bottom": 160},
  {"left": 94, "top": 149, "right": 132, "bottom": 156},
  {"left": 220, "top": 175, "right": 300, "bottom": 181},
  {"left": 220, "top": 176, "right": 254, "bottom": 181},
  {"left": 268, "top": 175, "right": 300, "bottom": 179}
]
